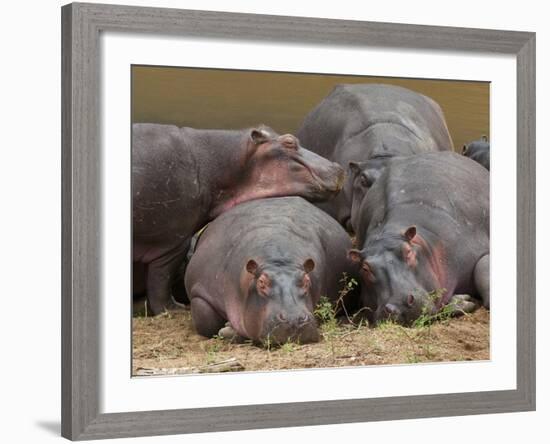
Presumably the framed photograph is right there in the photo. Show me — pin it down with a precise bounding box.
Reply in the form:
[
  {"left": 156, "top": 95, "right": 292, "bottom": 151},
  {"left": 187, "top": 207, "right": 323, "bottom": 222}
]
[{"left": 61, "top": 2, "right": 535, "bottom": 440}]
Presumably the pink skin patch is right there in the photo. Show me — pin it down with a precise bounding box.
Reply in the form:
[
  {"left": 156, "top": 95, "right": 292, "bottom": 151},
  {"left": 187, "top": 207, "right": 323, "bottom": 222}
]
[
  {"left": 236, "top": 264, "right": 271, "bottom": 339},
  {"left": 210, "top": 134, "right": 340, "bottom": 218},
  {"left": 211, "top": 162, "right": 314, "bottom": 218},
  {"left": 360, "top": 261, "right": 376, "bottom": 285},
  {"left": 256, "top": 273, "right": 271, "bottom": 296},
  {"left": 302, "top": 274, "right": 311, "bottom": 290},
  {"left": 214, "top": 179, "right": 308, "bottom": 216},
  {"left": 402, "top": 242, "right": 418, "bottom": 268},
  {"left": 410, "top": 234, "right": 451, "bottom": 308}
]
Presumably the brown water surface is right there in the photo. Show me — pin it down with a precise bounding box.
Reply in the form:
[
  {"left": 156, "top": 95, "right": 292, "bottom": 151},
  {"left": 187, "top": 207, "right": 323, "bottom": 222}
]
[{"left": 132, "top": 66, "right": 489, "bottom": 153}]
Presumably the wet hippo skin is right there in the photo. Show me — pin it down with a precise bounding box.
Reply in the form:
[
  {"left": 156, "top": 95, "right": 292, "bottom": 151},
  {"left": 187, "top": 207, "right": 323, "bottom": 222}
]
[{"left": 133, "top": 124, "right": 345, "bottom": 315}]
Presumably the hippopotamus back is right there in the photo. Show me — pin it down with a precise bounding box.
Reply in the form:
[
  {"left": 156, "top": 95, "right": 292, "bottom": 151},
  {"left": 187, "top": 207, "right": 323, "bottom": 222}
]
[{"left": 297, "top": 84, "right": 454, "bottom": 228}]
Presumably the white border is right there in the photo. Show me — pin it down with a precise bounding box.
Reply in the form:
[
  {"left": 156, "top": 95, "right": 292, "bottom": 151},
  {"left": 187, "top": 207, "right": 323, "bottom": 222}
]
[{"left": 100, "top": 33, "right": 516, "bottom": 413}]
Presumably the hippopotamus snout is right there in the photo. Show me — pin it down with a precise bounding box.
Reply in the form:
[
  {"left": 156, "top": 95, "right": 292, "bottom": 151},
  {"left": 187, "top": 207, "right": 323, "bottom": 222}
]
[
  {"left": 298, "top": 148, "right": 345, "bottom": 198},
  {"left": 376, "top": 303, "right": 404, "bottom": 323},
  {"left": 308, "top": 160, "right": 345, "bottom": 196},
  {"left": 330, "top": 162, "right": 346, "bottom": 188},
  {"left": 276, "top": 311, "right": 313, "bottom": 325},
  {"left": 376, "top": 305, "right": 417, "bottom": 327},
  {"left": 263, "top": 311, "right": 319, "bottom": 344},
  {"left": 321, "top": 161, "right": 345, "bottom": 194},
  {"left": 374, "top": 295, "right": 429, "bottom": 327}
]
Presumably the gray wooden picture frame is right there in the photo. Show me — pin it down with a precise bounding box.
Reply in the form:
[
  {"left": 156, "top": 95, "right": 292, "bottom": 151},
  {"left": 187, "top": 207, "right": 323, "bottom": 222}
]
[{"left": 61, "top": 2, "right": 536, "bottom": 440}]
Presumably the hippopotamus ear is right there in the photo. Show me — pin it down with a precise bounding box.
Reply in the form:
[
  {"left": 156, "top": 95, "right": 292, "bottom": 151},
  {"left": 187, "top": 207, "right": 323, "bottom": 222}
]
[
  {"left": 250, "top": 128, "right": 271, "bottom": 145},
  {"left": 462, "top": 144, "right": 468, "bottom": 154},
  {"left": 403, "top": 226, "right": 417, "bottom": 242},
  {"left": 246, "top": 259, "right": 259, "bottom": 275},
  {"left": 349, "top": 162, "right": 378, "bottom": 186},
  {"left": 481, "top": 135, "right": 488, "bottom": 142},
  {"left": 361, "top": 169, "right": 381, "bottom": 188},
  {"left": 303, "top": 258, "right": 315, "bottom": 274}
]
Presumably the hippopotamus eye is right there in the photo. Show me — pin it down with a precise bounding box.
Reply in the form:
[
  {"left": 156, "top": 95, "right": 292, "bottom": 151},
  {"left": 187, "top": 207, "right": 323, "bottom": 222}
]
[
  {"left": 279, "top": 134, "right": 298, "bottom": 150},
  {"left": 404, "top": 248, "right": 416, "bottom": 266},
  {"left": 256, "top": 274, "right": 271, "bottom": 296},
  {"left": 402, "top": 240, "right": 417, "bottom": 267},
  {"left": 360, "top": 174, "right": 369, "bottom": 187}
]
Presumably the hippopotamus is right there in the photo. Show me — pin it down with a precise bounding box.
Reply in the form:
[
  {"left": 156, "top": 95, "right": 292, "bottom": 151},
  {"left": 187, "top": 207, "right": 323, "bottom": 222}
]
[
  {"left": 348, "top": 152, "right": 489, "bottom": 326},
  {"left": 296, "top": 84, "right": 454, "bottom": 229},
  {"left": 133, "top": 124, "right": 345, "bottom": 315},
  {"left": 184, "top": 197, "right": 357, "bottom": 344},
  {"left": 463, "top": 135, "right": 490, "bottom": 170}
]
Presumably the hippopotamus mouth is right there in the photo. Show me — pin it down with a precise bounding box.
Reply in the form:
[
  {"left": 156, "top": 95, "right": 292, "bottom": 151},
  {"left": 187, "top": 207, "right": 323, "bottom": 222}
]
[
  {"left": 261, "top": 318, "right": 320, "bottom": 345},
  {"left": 300, "top": 160, "right": 345, "bottom": 198},
  {"left": 374, "top": 296, "right": 438, "bottom": 327}
]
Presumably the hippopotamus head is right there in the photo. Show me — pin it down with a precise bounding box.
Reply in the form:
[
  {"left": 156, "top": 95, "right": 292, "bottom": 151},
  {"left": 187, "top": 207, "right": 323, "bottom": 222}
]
[
  {"left": 213, "top": 127, "right": 344, "bottom": 216},
  {"left": 462, "top": 135, "right": 489, "bottom": 157},
  {"left": 462, "top": 135, "right": 490, "bottom": 170},
  {"left": 248, "top": 127, "right": 346, "bottom": 200},
  {"left": 348, "top": 158, "right": 390, "bottom": 230},
  {"left": 240, "top": 258, "right": 319, "bottom": 344},
  {"left": 348, "top": 226, "right": 445, "bottom": 326}
]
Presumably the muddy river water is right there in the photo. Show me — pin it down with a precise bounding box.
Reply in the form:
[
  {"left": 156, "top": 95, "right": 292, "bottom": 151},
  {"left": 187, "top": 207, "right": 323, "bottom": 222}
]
[{"left": 132, "top": 66, "right": 489, "bottom": 151}]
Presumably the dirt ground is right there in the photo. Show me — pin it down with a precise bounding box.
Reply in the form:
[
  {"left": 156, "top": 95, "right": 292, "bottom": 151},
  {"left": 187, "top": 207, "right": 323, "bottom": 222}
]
[{"left": 132, "top": 307, "right": 490, "bottom": 376}]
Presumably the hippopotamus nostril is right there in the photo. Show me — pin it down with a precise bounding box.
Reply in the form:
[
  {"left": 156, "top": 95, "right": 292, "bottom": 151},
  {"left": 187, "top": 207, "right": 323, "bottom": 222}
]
[
  {"left": 384, "top": 303, "right": 399, "bottom": 316},
  {"left": 298, "top": 314, "right": 310, "bottom": 324},
  {"left": 277, "top": 313, "right": 287, "bottom": 322}
]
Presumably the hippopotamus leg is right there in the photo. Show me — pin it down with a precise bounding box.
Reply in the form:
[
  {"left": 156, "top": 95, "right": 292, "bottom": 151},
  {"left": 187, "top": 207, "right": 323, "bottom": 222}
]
[
  {"left": 218, "top": 323, "right": 247, "bottom": 343},
  {"left": 146, "top": 245, "right": 189, "bottom": 314},
  {"left": 474, "top": 254, "right": 490, "bottom": 309},
  {"left": 189, "top": 285, "right": 226, "bottom": 338},
  {"left": 448, "top": 294, "right": 480, "bottom": 316}
]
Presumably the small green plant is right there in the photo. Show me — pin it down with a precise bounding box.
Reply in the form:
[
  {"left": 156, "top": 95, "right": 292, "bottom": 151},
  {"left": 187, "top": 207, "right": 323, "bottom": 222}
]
[
  {"left": 262, "top": 334, "right": 273, "bottom": 353},
  {"left": 335, "top": 273, "right": 359, "bottom": 324},
  {"left": 313, "top": 273, "right": 364, "bottom": 360},
  {"left": 314, "top": 295, "right": 336, "bottom": 324},
  {"left": 376, "top": 318, "right": 399, "bottom": 331},
  {"left": 412, "top": 288, "right": 452, "bottom": 329},
  {"left": 203, "top": 335, "right": 224, "bottom": 363},
  {"left": 342, "top": 273, "right": 359, "bottom": 292},
  {"left": 314, "top": 296, "right": 340, "bottom": 359},
  {"left": 434, "top": 302, "right": 458, "bottom": 323},
  {"left": 280, "top": 340, "right": 298, "bottom": 354}
]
